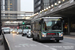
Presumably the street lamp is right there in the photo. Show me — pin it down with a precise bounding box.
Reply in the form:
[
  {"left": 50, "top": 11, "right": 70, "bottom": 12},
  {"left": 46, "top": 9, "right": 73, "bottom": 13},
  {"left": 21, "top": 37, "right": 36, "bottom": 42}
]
[
  {"left": 55, "top": 3, "right": 57, "bottom": 5},
  {"left": 62, "top": 0, "right": 65, "bottom": 2},
  {"left": 46, "top": 8, "right": 48, "bottom": 10},
  {"left": 25, "top": 17, "right": 30, "bottom": 19},
  {"left": 44, "top": 9, "right": 45, "bottom": 10},
  {"left": 48, "top": 6, "right": 51, "bottom": 9},
  {"left": 51, "top": 4, "right": 54, "bottom": 7},
  {"left": 40, "top": 11, "right": 42, "bottom": 13},
  {"left": 58, "top": 1, "right": 61, "bottom": 4},
  {"left": 42, "top": 10, "right": 44, "bottom": 12}
]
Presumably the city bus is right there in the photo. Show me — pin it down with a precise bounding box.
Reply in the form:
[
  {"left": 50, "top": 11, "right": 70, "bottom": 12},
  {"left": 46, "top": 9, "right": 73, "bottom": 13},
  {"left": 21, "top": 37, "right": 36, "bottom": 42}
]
[{"left": 31, "top": 17, "right": 63, "bottom": 42}]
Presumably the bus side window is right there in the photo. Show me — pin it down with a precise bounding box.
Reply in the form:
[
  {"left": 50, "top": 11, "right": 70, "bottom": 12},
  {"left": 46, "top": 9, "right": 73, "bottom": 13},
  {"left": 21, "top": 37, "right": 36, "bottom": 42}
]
[{"left": 36, "top": 22, "right": 41, "bottom": 31}]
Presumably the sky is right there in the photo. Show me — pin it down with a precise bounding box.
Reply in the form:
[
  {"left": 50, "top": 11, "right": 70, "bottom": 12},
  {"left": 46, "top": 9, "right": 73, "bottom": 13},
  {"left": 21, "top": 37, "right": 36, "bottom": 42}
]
[{"left": 21, "top": 0, "right": 34, "bottom": 12}]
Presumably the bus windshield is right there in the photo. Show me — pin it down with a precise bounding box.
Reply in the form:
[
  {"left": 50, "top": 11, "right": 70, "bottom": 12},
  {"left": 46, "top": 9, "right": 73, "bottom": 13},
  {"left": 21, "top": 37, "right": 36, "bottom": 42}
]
[{"left": 43, "top": 20, "right": 62, "bottom": 31}]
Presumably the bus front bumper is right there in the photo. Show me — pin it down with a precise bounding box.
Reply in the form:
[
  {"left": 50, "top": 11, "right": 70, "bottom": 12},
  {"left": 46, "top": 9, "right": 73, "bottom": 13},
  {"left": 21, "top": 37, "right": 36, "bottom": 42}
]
[{"left": 41, "top": 37, "right": 63, "bottom": 40}]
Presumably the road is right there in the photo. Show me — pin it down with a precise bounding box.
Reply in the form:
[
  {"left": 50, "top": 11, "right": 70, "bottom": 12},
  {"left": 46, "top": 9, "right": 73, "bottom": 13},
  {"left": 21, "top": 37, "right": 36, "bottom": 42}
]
[{"left": 4, "top": 34, "right": 75, "bottom": 50}]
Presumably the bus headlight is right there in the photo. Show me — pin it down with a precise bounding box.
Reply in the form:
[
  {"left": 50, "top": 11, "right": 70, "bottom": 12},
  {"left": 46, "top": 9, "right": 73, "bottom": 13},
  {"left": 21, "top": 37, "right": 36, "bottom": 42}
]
[
  {"left": 42, "top": 32, "right": 46, "bottom": 37},
  {"left": 59, "top": 32, "right": 63, "bottom": 37}
]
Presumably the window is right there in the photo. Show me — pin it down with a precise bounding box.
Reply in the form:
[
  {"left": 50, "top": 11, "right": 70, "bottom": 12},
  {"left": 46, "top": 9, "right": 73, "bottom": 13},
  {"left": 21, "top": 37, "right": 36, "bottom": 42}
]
[
  {"left": 43, "top": 0, "right": 50, "bottom": 9},
  {"left": 34, "top": 21, "right": 41, "bottom": 31},
  {"left": 10, "top": 8, "right": 12, "bottom": 11},
  {"left": 37, "top": 6, "right": 41, "bottom": 10},
  {"left": 38, "top": 1, "right": 41, "bottom": 5}
]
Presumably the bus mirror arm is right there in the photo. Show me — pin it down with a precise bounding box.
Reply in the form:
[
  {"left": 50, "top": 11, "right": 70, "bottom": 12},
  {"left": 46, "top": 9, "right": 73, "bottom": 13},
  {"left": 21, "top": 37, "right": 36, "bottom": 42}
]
[
  {"left": 39, "top": 22, "right": 41, "bottom": 24},
  {"left": 39, "top": 19, "right": 44, "bottom": 24}
]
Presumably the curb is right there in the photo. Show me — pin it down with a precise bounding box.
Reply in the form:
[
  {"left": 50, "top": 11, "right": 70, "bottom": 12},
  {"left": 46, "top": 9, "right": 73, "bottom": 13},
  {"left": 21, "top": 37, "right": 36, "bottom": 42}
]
[{"left": 3, "top": 34, "right": 11, "bottom": 50}]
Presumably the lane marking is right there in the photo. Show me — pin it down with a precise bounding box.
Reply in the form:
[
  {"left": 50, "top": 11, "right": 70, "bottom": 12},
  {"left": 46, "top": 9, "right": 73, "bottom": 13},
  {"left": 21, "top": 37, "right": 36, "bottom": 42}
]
[
  {"left": 15, "top": 44, "right": 37, "bottom": 48},
  {"left": 38, "top": 43, "right": 57, "bottom": 50}
]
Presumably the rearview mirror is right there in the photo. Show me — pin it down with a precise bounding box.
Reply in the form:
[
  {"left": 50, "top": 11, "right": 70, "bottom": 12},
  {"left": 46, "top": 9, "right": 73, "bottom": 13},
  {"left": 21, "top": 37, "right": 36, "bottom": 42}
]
[{"left": 39, "top": 19, "right": 44, "bottom": 24}]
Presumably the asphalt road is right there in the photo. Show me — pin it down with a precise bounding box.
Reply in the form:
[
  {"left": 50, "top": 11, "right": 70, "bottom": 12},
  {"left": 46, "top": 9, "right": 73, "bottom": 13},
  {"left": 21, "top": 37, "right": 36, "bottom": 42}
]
[{"left": 4, "top": 34, "right": 75, "bottom": 50}]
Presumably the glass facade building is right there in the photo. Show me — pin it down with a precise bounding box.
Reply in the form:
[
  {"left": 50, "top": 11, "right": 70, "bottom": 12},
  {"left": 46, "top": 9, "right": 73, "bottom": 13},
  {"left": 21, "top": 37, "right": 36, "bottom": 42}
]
[
  {"left": 1, "top": 0, "right": 3, "bottom": 11},
  {"left": 34, "top": 0, "right": 42, "bottom": 13},
  {"left": 5, "top": 0, "right": 18, "bottom": 11},
  {"left": 34, "top": 0, "right": 70, "bottom": 13},
  {"left": 4, "top": 0, "right": 20, "bottom": 19},
  {"left": 34, "top": 0, "right": 50, "bottom": 13},
  {"left": 43, "top": 0, "right": 50, "bottom": 9}
]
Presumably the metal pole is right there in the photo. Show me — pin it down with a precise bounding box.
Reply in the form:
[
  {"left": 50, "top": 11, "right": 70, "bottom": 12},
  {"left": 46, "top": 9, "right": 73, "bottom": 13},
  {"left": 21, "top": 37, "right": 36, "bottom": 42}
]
[{"left": 0, "top": 0, "right": 2, "bottom": 35}]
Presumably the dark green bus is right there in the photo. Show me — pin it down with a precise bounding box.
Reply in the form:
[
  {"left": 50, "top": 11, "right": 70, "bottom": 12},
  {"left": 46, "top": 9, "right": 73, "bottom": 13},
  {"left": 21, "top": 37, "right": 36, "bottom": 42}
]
[{"left": 31, "top": 17, "right": 63, "bottom": 42}]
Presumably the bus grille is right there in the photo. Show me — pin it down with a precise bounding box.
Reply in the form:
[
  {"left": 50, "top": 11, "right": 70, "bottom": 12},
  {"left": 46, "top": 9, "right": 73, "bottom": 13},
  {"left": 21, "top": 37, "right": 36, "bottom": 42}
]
[{"left": 46, "top": 33, "right": 59, "bottom": 37}]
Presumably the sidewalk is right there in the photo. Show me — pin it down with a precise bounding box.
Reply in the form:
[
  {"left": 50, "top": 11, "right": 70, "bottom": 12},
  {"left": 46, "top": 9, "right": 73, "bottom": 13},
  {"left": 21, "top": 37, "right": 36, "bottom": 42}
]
[
  {"left": 0, "top": 44, "right": 5, "bottom": 50},
  {"left": 64, "top": 35, "right": 75, "bottom": 39},
  {"left": 0, "top": 35, "right": 5, "bottom": 50}
]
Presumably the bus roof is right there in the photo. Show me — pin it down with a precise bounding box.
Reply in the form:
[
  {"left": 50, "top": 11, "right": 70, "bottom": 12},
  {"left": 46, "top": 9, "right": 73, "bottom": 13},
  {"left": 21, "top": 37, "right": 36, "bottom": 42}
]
[{"left": 32, "top": 17, "right": 62, "bottom": 22}]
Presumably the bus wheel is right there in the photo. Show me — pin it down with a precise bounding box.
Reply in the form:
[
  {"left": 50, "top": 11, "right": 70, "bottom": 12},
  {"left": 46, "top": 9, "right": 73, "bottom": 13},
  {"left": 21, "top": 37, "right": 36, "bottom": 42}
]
[
  {"left": 37, "top": 35, "right": 41, "bottom": 41},
  {"left": 33, "top": 38, "right": 35, "bottom": 40},
  {"left": 56, "top": 40, "right": 59, "bottom": 43}
]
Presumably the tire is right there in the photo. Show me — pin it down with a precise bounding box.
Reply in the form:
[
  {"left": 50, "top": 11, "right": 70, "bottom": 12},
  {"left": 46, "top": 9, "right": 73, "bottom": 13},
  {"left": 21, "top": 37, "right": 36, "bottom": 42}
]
[
  {"left": 56, "top": 40, "right": 59, "bottom": 43},
  {"left": 27, "top": 35, "right": 29, "bottom": 38},
  {"left": 22, "top": 34, "right": 24, "bottom": 36},
  {"left": 37, "top": 35, "right": 41, "bottom": 41},
  {"left": 33, "top": 35, "right": 36, "bottom": 41},
  {"left": 33, "top": 37, "right": 35, "bottom": 41}
]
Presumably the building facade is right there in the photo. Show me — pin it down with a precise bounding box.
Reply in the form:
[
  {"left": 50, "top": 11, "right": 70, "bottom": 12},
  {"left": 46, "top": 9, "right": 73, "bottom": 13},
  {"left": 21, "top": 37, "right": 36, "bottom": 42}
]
[
  {"left": 5, "top": 0, "right": 20, "bottom": 11},
  {"left": 34, "top": 0, "right": 69, "bottom": 13},
  {"left": 1, "top": 0, "right": 20, "bottom": 27},
  {"left": 34, "top": 0, "right": 51, "bottom": 13},
  {"left": 34, "top": 0, "right": 43, "bottom": 13},
  {"left": 1, "top": 0, "right": 3, "bottom": 11},
  {"left": 4, "top": 0, "right": 20, "bottom": 19}
]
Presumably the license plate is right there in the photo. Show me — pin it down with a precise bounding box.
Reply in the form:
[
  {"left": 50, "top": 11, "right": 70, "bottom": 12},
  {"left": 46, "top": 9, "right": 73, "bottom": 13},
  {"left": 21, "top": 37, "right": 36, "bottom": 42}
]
[{"left": 50, "top": 38, "right": 55, "bottom": 40}]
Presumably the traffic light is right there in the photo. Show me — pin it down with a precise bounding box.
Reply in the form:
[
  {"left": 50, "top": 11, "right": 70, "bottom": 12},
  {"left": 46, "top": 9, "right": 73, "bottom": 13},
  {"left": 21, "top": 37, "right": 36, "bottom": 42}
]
[{"left": 22, "top": 22, "right": 25, "bottom": 25}]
